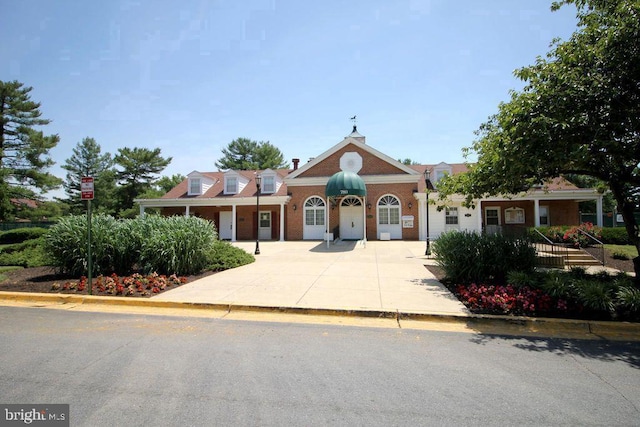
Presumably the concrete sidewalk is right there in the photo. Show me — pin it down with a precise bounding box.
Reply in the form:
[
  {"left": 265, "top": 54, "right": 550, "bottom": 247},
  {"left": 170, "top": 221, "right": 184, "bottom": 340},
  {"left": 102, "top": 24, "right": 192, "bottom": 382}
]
[{"left": 153, "top": 240, "right": 469, "bottom": 316}]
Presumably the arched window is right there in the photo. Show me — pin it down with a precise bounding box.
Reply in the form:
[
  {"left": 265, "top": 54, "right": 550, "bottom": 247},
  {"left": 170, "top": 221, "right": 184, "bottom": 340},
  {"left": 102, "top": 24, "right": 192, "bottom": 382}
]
[
  {"left": 304, "top": 196, "right": 325, "bottom": 226},
  {"left": 340, "top": 196, "right": 362, "bottom": 207},
  {"left": 378, "top": 195, "right": 400, "bottom": 225}
]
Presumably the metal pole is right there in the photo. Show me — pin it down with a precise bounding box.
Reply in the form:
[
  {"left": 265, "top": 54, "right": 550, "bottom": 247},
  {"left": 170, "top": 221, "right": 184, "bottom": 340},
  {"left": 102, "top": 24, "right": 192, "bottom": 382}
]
[
  {"left": 87, "top": 199, "right": 92, "bottom": 295},
  {"left": 255, "top": 185, "right": 260, "bottom": 255},
  {"left": 425, "top": 191, "right": 431, "bottom": 256}
]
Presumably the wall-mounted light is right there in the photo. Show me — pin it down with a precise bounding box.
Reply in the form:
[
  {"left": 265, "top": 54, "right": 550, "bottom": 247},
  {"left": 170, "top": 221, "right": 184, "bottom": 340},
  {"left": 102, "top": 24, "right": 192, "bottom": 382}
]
[
  {"left": 367, "top": 203, "right": 372, "bottom": 210},
  {"left": 293, "top": 204, "right": 297, "bottom": 211},
  {"left": 408, "top": 202, "right": 412, "bottom": 209}
]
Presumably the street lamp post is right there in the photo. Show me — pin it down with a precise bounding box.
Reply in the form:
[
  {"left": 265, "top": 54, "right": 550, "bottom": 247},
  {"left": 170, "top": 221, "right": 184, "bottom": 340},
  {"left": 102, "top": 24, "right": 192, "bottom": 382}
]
[
  {"left": 255, "top": 174, "right": 262, "bottom": 255},
  {"left": 424, "top": 169, "right": 434, "bottom": 256}
]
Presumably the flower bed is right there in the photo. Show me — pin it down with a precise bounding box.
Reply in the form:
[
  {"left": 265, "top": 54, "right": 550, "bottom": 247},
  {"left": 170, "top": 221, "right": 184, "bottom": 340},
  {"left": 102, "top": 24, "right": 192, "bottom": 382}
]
[
  {"left": 455, "top": 283, "right": 570, "bottom": 317},
  {"left": 52, "top": 272, "right": 187, "bottom": 297}
]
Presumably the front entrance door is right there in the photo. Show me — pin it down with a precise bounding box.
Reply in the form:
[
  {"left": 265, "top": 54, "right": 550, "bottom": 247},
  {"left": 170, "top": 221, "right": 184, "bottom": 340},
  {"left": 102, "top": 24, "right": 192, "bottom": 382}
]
[
  {"left": 484, "top": 207, "right": 501, "bottom": 234},
  {"left": 258, "top": 211, "right": 271, "bottom": 240},
  {"left": 219, "top": 211, "right": 232, "bottom": 240},
  {"left": 339, "top": 196, "right": 364, "bottom": 240}
]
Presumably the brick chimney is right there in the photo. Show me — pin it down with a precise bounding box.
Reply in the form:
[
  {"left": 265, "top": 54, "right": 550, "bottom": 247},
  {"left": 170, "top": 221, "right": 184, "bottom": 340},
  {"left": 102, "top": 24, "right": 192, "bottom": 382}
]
[{"left": 292, "top": 158, "right": 300, "bottom": 170}]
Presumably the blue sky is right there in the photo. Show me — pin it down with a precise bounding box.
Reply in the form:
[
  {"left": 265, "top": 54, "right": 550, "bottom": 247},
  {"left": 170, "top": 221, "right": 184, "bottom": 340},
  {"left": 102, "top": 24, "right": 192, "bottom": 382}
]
[{"left": 1, "top": 0, "right": 578, "bottom": 199}]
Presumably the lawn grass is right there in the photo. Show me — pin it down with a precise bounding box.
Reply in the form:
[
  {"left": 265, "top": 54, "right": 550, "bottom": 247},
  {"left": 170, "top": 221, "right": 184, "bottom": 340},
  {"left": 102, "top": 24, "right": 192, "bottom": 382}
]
[
  {"left": 604, "top": 244, "right": 638, "bottom": 259},
  {"left": 0, "top": 266, "right": 23, "bottom": 282}
]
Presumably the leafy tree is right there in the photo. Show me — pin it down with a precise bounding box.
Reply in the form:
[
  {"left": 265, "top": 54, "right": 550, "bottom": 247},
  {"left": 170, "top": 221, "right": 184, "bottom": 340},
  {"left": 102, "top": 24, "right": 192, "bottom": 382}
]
[
  {"left": 438, "top": 0, "right": 640, "bottom": 281},
  {"left": 215, "top": 138, "right": 288, "bottom": 170},
  {"left": 114, "top": 147, "right": 171, "bottom": 217},
  {"left": 0, "top": 80, "right": 62, "bottom": 220},
  {"left": 61, "top": 137, "right": 117, "bottom": 215},
  {"left": 157, "top": 174, "right": 186, "bottom": 193},
  {"left": 398, "top": 158, "right": 419, "bottom": 165}
]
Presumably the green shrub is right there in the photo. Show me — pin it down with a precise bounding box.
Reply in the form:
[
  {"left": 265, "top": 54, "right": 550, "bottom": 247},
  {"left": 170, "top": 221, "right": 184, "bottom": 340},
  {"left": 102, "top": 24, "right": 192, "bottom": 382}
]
[
  {"left": 612, "top": 251, "right": 630, "bottom": 260},
  {"left": 207, "top": 240, "right": 255, "bottom": 271},
  {"left": 433, "top": 231, "right": 536, "bottom": 284},
  {"left": 616, "top": 286, "right": 640, "bottom": 319},
  {"left": 600, "top": 227, "right": 631, "bottom": 245},
  {"left": 540, "top": 270, "right": 574, "bottom": 299},
  {"left": 138, "top": 216, "right": 218, "bottom": 275},
  {"left": 0, "top": 240, "right": 50, "bottom": 267},
  {"left": 43, "top": 214, "right": 120, "bottom": 276},
  {"left": 0, "top": 227, "right": 48, "bottom": 244},
  {"left": 573, "top": 279, "right": 616, "bottom": 314},
  {"left": 506, "top": 270, "right": 543, "bottom": 289}
]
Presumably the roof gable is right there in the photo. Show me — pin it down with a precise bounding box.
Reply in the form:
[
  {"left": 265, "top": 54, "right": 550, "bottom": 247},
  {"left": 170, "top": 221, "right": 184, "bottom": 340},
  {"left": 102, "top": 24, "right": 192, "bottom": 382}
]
[{"left": 288, "top": 137, "right": 419, "bottom": 179}]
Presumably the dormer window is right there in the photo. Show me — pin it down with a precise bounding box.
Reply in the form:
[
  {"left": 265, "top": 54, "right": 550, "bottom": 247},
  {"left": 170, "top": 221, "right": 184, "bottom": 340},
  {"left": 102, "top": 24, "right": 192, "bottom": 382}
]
[
  {"left": 432, "top": 162, "right": 453, "bottom": 187},
  {"left": 262, "top": 175, "right": 275, "bottom": 193},
  {"left": 189, "top": 178, "right": 201, "bottom": 195},
  {"left": 225, "top": 176, "right": 238, "bottom": 194}
]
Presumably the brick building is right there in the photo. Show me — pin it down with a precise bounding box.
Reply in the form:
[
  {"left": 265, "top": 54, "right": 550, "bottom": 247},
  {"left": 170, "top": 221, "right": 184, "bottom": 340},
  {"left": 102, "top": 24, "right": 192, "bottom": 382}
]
[{"left": 136, "top": 128, "right": 603, "bottom": 242}]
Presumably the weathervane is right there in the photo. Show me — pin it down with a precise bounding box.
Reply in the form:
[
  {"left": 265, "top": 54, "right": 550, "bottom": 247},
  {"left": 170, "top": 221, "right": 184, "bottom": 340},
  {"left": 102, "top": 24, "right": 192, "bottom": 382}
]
[{"left": 350, "top": 115, "right": 357, "bottom": 132}]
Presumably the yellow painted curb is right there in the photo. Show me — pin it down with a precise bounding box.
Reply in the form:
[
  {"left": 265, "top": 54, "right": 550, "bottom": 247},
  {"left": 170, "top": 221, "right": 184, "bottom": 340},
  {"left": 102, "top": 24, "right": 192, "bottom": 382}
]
[{"left": 0, "top": 291, "right": 638, "bottom": 341}]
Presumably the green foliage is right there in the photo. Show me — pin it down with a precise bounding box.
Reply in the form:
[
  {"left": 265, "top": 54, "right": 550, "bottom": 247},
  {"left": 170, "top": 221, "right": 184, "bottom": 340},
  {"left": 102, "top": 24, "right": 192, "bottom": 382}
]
[
  {"left": 0, "top": 239, "right": 50, "bottom": 267},
  {"left": 616, "top": 286, "right": 640, "bottom": 320},
  {"left": 437, "top": 0, "right": 640, "bottom": 278},
  {"left": 433, "top": 231, "right": 536, "bottom": 284},
  {"left": 0, "top": 80, "right": 62, "bottom": 220},
  {"left": 138, "top": 216, "right": 218, "bottom": 276},
  {"left": 43, "top": 214, "right": 221, "bottom": 276},
  {"left": 605, "top": 244, "right": 638, "bottom": 260},
  {"left": 506, "top": 270, "right": 543, "bottom": 289},
  {"left": 114, "top": 147, "right": 172, "bottom": 214},
  {"left": 43, "top": 214, "right": 119, "bottom": 276},
  {"left": 207, "top": 240, "right": 255, "bottom": 271},
  {"left": 215, "top": 137, "right": 289, "bottom": 170},
  {"left": 600, "top": 228, "right": 632, "bottom": 245},
  {"left": 61, "top": 137, "right": 117, "bottom": 215},
  {"left": 612, "top": 251, "right": 630, "bottom": 260},
  {"left": 0, "top": 227, "right": 48, "bottom": 244}
]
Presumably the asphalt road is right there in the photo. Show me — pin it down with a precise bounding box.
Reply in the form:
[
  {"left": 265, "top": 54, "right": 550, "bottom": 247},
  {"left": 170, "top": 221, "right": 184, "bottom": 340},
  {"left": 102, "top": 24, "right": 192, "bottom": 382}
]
[{"left": 1, "top": 306, "right": 639, "bottom": 426}]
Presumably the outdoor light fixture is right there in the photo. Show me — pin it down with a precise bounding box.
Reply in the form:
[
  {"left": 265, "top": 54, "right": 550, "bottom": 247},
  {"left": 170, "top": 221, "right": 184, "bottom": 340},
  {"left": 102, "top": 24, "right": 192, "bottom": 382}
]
[
  {"left": 424, "top": 168, "right": 434, "bottom": 256},
  {"left": 293, "top": 204, "right": 297, "bottom": 211},
  {"left": 367, "top": 203, "right": 372, "bottom": 210},
  {"left": 408, "top": 202, "right": 412, "bottom": 209},
  {"left": 255, "top": 174, "right": 262, "bottom": 255}
]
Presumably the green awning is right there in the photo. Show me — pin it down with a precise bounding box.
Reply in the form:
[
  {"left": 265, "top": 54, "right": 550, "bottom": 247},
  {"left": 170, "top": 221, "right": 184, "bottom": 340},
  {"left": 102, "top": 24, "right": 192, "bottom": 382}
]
[{"left": 325, "top": 171, "right": 367, "bottom": 197}]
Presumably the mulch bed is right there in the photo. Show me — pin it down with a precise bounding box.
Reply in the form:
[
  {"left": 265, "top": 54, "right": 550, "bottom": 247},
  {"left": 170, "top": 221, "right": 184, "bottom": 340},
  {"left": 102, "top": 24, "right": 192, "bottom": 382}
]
[{"left": 0, "top": 267, "right": 217, "bottom": 298}]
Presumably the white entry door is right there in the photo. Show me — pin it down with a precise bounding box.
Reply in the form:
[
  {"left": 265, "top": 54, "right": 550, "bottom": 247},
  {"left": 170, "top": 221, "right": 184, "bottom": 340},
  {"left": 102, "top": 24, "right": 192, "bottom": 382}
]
[
  {"left": 259, "top": 211, "right": 271, "bottom": 240},
  {"left": 219, "top": 211, "right": 232, "bottom": 240},
  {"left": 340, "top": 197, "right": 364, "bottom": 240}
]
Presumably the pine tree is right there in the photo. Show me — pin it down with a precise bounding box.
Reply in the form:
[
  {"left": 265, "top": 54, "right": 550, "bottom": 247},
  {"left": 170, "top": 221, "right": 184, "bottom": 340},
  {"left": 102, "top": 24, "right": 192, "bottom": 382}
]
[
  {"left": 0, "top": 80, "right": 62, "bottom": 220},
  {"left": 114, "top": 147, "right": 171, "bottom": 217},
  {"left": 215, "top": 138, "right": 289, "bottom": 170},
  {"left": 61, "top": 137, "right": 116, "bottom": 215}
]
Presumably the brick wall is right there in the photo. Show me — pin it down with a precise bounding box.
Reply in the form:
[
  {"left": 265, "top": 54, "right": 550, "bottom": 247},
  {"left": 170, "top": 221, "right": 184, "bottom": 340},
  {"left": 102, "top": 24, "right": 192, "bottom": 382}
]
[{"left": 297, "top": 144, "right": 406, "bottom": 178}]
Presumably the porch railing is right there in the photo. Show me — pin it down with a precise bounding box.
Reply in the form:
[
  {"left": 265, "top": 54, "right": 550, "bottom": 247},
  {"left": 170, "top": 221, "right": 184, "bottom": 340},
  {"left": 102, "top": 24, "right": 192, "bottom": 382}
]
[
  {"left": 576, "top": 228, "right": 606, "bottom": 266},
  {"left": 531, "top": 228, "right": 568, "bottom": 269}
]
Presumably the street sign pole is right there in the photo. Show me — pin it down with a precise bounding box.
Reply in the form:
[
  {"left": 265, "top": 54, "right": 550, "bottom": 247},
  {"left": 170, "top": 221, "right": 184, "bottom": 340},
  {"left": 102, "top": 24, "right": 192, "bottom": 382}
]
[
  {"left": 87, "top": 199, "right": 92, "bottom": 295},
  {"left": 81, "top": 177, "right": 95, "bottom": 295}
]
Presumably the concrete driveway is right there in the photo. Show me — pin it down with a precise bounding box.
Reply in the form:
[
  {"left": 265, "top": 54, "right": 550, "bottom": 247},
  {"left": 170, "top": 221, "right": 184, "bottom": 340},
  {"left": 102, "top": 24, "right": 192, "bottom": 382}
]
[{"left": 153, "top": 240, "right": 468, "bottom": 315}]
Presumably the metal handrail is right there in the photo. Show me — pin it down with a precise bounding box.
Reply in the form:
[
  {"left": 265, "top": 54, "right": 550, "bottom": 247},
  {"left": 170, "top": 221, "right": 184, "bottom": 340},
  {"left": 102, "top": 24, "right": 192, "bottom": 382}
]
[
  {"left": 532, "top": 228, "right": 568, "bottom": 268},
  {"left": 576, "top": 228, "right": 605, "bottom": 266}
]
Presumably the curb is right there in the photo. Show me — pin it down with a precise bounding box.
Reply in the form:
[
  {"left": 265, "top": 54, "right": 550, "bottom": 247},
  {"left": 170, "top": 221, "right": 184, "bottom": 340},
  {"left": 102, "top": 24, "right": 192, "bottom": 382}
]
[{"left": 1, "top": 291, "right": 639, "bottom": 341}]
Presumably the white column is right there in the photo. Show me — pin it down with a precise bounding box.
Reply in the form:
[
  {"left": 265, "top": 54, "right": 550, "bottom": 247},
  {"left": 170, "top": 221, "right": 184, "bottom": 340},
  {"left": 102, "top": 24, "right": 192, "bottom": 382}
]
[
  {"left": 279, "top": 202, "right": 285, "bottom": 241},
  {"left": 185, "top": 205, "right": 190, "bottom": 217},
  {"left": 596, "top": 195, "right": 603, "bottom": 227},
  {"left": 534, "top": 199, "right": 540, "bottom": 227},
  {"left": 139, "top": 205, "right": 145, "bottom": 216},
  {"left": 362, "top": 196, "right": 367, "bottom": 245},
  {"left": 477, "top": 200, "right": 483, "bottom": 232},
  {"left": 420, "top": 199, "right": 427, "bottom": 240},
  {"left": 231, "top": 205, "right": 237, "bottom": 242},
  {"left": 326, "top": 198, "right": 330, "bottom": 248}
]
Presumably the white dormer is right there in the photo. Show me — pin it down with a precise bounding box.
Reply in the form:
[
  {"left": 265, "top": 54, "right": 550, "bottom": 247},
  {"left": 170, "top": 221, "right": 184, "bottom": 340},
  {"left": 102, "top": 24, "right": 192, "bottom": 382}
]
[
  {"left": 432, "top": 162, "right": 453, "bottom": 187},
  {"left": 187, "top": 171, "right": 215, "bottom": 196},
  {"left": 223, "top": 170, "right": 249, "bottom": 195},
  {"left": 260, "top": 169, "right": 282, "bottom": 194}
]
